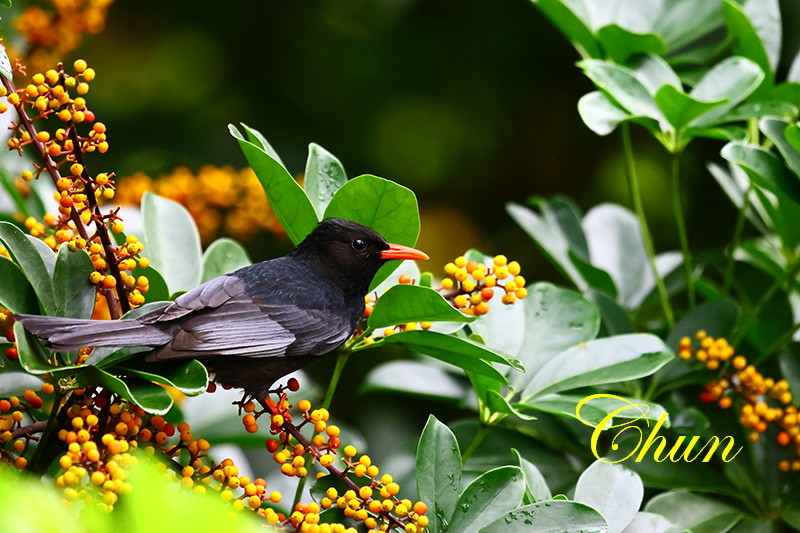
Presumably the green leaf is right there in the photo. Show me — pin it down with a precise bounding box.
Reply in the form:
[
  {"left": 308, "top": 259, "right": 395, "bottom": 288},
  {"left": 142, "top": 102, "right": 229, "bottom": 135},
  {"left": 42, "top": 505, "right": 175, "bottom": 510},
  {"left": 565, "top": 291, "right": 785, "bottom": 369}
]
[
  {"left": 524, "top": 393, "right": 668, "bottom": 427},
  {"left": 114, "top": 359, "right": 208, "bottom": 396},
  {"left": 622, "top": 512, "right": 686, "bottom": 533},
  {"left": 722, "top": 0, "right": 779, "bottom": 79},
  {"left": 14, "top": 321, "right": 54, "bottom": 374},
  {"left": 448, "top": 466, "right": 525, "bottom": 533},
  {"left": 588, "top": 290, "right": 635, "bottom": 336},
  {"left": 569, "top": 249, "right": 618, "bottom": 298},
  {"left": 141, "top": 192, "right": 202, "bottom": 294},
  {"left": 759, "top": 117, "right": 800, "bottom": 178},
  {"left": 416, "top": 415, "right": 461, "bottom": 533},
  {"left": 480, "top": 500, "right": 607, "bottom": 533},
  {"left": 721, "top": 141, "right": 800, "bottom": 203},
  {"left": 361, "top": 360, "right": 467, "bottom": 401},
  {"left": 89, "top": 347, "right": 152, "bottom": 370},
  {"left": 0, "top": 372, "right": 44, "bottom": 395},
  {"left": 241, "top": 123, "right": 287, "bottom": 169},
  {"left": 0, "top": 41, "right": 11, "bottom": 80},
  {"left": 507, "top": 198, "right": 590, "bottom": 290},
  {"left": 582, "top": 204, "right": 657, "bottom": 310},
  {"left": 0, "top": 222, "right": 55, "bottom": 315},
  {"left": 596, "top": 25, "right": 665, "bottom": 64},
  {"left": 578, "top": 91, "right": 632, "bottom": 136},
  {"left": 523, "top": 333, "right": 673, "bottom": 399},
  {"left": 511, "top": 282, "right": 600, "bottom": 394},
  {"left": 578, "top": 59, "right": 663, "bottom": 127},
  {"left": 654, "top": 85, "right": 726, "bottom": 132},
  {"left": 374, "top": 330, "right": 515, "bottom": 382},
  {"left": 512, "top": 449, "right": 552, "bottom": 503},
  {"left": 324, "top": 174, "right": 421, "bottom": 290},
  {"left": 469, "top": 371, "right": 536, "bottom": 422},
  {"left": 530, "top": 0, "right": 602, "bottom": 58},
  {"left": 644, "top": 491, "right": 743, "bottom": 533},
  {"left": 229, "top": 123, "right": 318, "bottom": 245},
  {"left": 631, "top": 55, "right": 681, "bottom": 94},
  {"left": 81, "top": 366, "right": 173, "bottom": 415},
  {"left": 28, "top": 235, "right": 56, "bottom": 276},
  {"left": 52, "top": 244, "right": 95, "bottom": 319},
  {"left": 787, "top": 123, "right": 800, "bottom": 153},
  {"left": 688, "top": 56, "right": 765, "bottom": 127},
  {"left": 201, "top": 238, "right": 252, "bottom": 282},
  {"left": 721, "top": 101, "right": 798, "bottom": 123},
  {"left": 305, "top": 143, "right": 347, "bottom": 218},
  {"left": 574, "top": 461, "right": 643, "bottom": 533},
  {"left": 790, "top": 46, "right": 800, "bottom": 83},
  {"left": 0, "top": 256, "right": 38, "bottom": 314},
  {"left": 367, "top": 284, "right": 474, "bottom": 329},
  {"left": 14, "top": 321, "right": 88, "bottom": 375},
  {"left": 133, "top": 265, "right": 170, "bottom": 304},
  {"left": 779, "top": 345, "right": 800, "bottom": 403}
]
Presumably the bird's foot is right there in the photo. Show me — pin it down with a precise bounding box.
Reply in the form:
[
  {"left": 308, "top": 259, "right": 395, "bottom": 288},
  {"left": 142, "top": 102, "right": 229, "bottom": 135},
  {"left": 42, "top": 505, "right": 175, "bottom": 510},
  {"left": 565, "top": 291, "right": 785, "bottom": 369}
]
[{"left": 232, "top": 393, "right": 257, "bottom": 416}]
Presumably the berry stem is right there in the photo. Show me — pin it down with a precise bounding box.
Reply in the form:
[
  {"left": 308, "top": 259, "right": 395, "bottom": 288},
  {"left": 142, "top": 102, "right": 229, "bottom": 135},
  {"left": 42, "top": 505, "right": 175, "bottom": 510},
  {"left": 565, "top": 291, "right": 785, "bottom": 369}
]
[
  {"left": 11, "top": 419, "right": 47, "bottom": 440},
  {"left": 277, "top": 415, "right": 408, "bottom": 531},
  {"left": 0, "top": 70, "right": 126, "bottom": 318},
  {"left": 68, "top": 127, "right": 129, "bottom": 316}
]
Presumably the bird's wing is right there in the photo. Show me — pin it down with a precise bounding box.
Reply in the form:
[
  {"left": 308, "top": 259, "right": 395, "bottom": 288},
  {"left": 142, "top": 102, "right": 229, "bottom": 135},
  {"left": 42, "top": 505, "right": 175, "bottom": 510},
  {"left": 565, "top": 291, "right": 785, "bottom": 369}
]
[
  {"left": 139, "top": 275, "right": 247, "bottom": 324},
  {"left": 147, "top": 277, "right": 355, "bottom": 360},
  {"left": 257, "top": 304, "right": 355, "bottom": 355}
]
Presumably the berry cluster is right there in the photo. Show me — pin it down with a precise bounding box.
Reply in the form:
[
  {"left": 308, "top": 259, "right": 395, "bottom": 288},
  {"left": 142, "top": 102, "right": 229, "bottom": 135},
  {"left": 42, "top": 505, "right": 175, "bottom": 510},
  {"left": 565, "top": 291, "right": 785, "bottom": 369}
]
[
  {"left": 114, "top": 166, "right": 286, "bottom": 244},
  {"left": 243, "top": 390, "right": 429, "bottom": 532},
  {"left": 4, "top": 384, "right": 289, "bottom": 522},
  {"left": 0, "top": 384, "right": 48, "bottom": 470},
  {"left": 681, "top": 332, "right": 799, "bottom": 471},
  {"left": 1, "top": 58, "right": 149, "bottom": 315},
  {"left": 440, "top": 254, "right": 527, "bottom": 315},
  {"left": 11, "top": 0, "right": 115, "bottom": 73}
]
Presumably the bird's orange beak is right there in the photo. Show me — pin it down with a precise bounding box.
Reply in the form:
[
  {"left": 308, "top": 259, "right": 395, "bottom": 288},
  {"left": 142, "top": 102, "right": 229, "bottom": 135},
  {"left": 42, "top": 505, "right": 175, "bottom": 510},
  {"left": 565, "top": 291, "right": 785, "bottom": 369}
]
[{"left": 381, "top": 243, "right": 429, "bottom": 261}]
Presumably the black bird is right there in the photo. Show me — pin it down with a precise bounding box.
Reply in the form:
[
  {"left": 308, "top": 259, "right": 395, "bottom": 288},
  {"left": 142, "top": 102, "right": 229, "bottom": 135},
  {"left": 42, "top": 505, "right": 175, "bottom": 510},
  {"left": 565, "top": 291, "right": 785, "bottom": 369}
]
[{"left": 17, "top": 218, "right": 428, "bottom": 402}]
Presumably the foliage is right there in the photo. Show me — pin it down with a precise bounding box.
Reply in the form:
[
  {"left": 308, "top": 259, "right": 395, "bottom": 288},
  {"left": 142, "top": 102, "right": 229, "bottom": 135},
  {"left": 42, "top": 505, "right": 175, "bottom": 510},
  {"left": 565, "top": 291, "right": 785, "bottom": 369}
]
[{"left": 1, "top": 0, "right": 799, "bottom": 532}]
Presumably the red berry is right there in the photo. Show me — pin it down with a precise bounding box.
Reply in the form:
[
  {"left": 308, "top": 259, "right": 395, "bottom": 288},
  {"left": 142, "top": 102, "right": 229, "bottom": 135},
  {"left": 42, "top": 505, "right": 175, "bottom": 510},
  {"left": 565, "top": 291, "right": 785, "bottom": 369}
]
[
  {"left": 266, "top": 439, "right": 279, "bottom": 452},
  {"left": 5, "top": 346, "right": 18, "bottom": 361},
  {"left": 287, "top": 378, "right": 300, "bottom": 392}
]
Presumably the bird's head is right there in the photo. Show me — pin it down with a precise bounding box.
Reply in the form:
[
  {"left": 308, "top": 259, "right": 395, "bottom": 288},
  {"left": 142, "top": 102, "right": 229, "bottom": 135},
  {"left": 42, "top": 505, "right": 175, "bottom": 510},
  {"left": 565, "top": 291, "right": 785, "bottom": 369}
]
[{"left": 293, "top": 218, "right": 428, "bottom": 295}]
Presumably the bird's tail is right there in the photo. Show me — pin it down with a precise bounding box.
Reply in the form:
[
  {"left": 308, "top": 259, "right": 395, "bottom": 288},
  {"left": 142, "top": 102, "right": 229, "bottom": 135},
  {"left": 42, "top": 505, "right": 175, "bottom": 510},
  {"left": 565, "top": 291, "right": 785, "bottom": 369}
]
[{"left": 15, "top": 314, "right": 173, "bottom": 352}]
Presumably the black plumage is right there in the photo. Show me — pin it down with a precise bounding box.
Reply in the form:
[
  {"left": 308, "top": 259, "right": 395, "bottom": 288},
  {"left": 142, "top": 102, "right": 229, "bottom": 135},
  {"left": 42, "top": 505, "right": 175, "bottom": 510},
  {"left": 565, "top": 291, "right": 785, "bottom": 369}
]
[{"left": 17, "top": 218, "right": 428, "bottom": 402}]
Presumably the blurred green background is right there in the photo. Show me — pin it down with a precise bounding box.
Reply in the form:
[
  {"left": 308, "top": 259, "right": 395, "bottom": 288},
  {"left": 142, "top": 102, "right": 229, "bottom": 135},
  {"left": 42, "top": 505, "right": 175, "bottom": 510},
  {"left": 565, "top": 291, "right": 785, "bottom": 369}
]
[{"left": 52, "top": 0, "right": 798, "bottom": 273}]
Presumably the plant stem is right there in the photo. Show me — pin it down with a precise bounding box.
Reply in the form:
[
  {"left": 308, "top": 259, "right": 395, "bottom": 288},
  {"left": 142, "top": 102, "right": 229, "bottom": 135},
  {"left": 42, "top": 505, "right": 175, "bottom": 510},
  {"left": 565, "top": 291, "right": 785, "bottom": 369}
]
[
  {"left": 670, "top": 152, "right": 695, "bottom": 308},
  {"left": 28, "top": 391, "right": 67, "bottom": 473},
  {"left": 723, "top": 184, "right": 752, "bottom": 293},
  {"left": 322, "top": 350, "right": 350, "bottom": 410},
  {"left": 621, "top": 124, "right": 675, "bottom": 328},
  {"left": 460, "top": 424, "right": 489, "bottom": 465}
]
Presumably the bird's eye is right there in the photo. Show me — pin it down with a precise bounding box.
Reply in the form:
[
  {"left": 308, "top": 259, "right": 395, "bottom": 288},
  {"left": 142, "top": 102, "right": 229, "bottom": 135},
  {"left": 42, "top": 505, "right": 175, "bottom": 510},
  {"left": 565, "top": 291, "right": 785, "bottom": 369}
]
[{"left": 352, "top": 239, "right": 367, "bottom": 251}]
